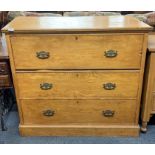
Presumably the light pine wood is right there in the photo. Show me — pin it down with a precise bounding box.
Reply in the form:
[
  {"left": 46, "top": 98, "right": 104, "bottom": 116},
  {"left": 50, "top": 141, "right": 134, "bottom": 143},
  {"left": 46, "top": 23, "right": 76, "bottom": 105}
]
[
  {"left": 19, "top": 125, "right": 139, "bottom": 137},
  {"left": 21, "top": 99, "right": 137, "bottom": 125},
  {"left": 134, "top": 34, "right": 148, "bottom": 125},
  {"left": 1, "top": 16, "right": 152, "bottom": 33},
  {"left": 3, "top": 16, "right": 151, "bottom": 136},
  {"left": 5, "top": 35, "right": 24, "bottom": 124},
  {"left": 16, "top": 71, "right": 139, "bottom": 99},
  {"left": 141, "top": 34, "right": 155, "bottom": 132},
  {"left": 141, "top": 49, "right": 155, "bottom": 132},
  {"left": 148, "top": 33, "right": 155, "bottom": 52},
  {"left": 10, "top": 34, "right": 143, "bottom": 69}
]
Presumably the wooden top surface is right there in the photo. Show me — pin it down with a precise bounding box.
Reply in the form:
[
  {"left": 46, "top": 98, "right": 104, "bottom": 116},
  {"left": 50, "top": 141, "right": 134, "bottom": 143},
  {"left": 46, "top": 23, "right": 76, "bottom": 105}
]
[
  {"left": 148, "top": 33, "right": 155, "bottom": 52},
  {"left": 0, "top": 36, "right": 8, "bottom": 59},
  {"left": 1, "top": 16, "right": 152, "bottom": 33}
]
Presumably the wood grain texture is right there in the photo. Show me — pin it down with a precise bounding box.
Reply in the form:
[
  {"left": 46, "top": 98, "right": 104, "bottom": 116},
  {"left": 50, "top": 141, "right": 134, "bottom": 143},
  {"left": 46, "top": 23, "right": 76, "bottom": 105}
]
[
  {"left": 16, "top": 71, "right": 140, "bottom": 99},
  {"left": 11, "top": 34, "right": 143, "bottom": 69},
  {"left": 5, "top": 35, "right": 24, "bottom": 124},
  {"left": 3, "top": 16, "right": 149, "bottom": 136},
  {"left": 141, "top": 34, "right": 155, "bottom": 132},
  {"left": 134, "top": 34, "right": 148, "bottom": 125},
  {"left": 19, "top": 124, "right": 139, "bottom": 137},
  {"left": 21, "top": 99, "right": 137, "bottom": 125},
  {"left": 141, "top": 53, "right": 155, "bottom": 131},
  {"left": 148, "top": 33, "right": 155, "bottom": 52},
  {"left": 141, "top": 53, "right": 152, "bottom": 120},
  {"left": 1, "top": 16, "right": 152, "bottom": 33}
]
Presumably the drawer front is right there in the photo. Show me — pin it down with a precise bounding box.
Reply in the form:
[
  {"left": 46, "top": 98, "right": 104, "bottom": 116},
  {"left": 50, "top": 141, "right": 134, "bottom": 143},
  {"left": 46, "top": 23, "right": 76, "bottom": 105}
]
[
  {"left": 0, "top": 62, "right": 8, "bottom": 75},
  {"left": 0, "top": 75, "right": 10, "bottom": 87},
  {"left": 11, "top": 34, "right": 143, "bottom": 69},
  {"left": 21, "top": 99, "right": 136, "bottom": 125},
  {"left": 17, "top": 71, "right": 139, "bottom": 99}
]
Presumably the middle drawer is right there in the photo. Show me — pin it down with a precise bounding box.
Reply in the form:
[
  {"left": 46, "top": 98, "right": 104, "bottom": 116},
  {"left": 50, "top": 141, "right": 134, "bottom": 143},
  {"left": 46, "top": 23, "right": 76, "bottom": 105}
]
[{"left": 16, "top": 71, "right": 139, "bottom": 99}]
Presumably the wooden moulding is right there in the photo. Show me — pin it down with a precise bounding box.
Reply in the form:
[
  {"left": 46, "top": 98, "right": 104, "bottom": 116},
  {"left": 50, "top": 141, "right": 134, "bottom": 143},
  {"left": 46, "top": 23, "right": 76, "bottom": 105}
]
[
  {"left": 1, "top": 16, "right": 153, "bottom": 34},
  {"left": 19, "top": 125, "right": 140, "bottom": 137}
]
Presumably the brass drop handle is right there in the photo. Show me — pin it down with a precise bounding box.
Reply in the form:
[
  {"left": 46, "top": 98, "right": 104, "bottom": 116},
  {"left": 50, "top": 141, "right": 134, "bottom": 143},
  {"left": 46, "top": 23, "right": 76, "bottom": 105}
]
[
  {"left": 103, "top": 83, "right": 116, "bottom": 90},
  {"left": 36, "top": 51, "right": 50, "bottom": 59},
  {"left": 40, "top": 83, "right": 53, "bottom": 90},
  {"left": 104, "top": 50, "right": 117, "bottom": 58},
  {"left": 102, "top": 110, "right": 115, "bottom": 117},
  {"left": 43, "top": 109, "right": 55, "bottom": 117}
]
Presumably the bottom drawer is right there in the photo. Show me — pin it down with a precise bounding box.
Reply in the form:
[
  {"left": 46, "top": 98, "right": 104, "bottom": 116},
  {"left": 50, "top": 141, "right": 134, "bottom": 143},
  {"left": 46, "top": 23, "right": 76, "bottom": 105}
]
[
  {"left": 21, "top": 99, "right": 137, "bottom": 125},
  {"left": 0, "top": 75, "right": 10, "bottom": 87}
]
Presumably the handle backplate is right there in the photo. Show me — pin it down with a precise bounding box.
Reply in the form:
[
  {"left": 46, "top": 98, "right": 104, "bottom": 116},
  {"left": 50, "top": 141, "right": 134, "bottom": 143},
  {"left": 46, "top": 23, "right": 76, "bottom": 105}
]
[
  {"left": 103, "top": 83, "right": 116, "bottom": 90},
  {"left": 36, "top": 51, "right": 50, "bottom": 59},
  {"left": 102, "top": 110, "right": 115, "bottom": 117},
  {"left": 40, "top": 83, "right": 53, "bottom": 90},
  {"left": 43, "top": 109, "right": 55, "bottom": 117},
  {"left": 104, "top": 50, "right": 117, "bottom": 58}
]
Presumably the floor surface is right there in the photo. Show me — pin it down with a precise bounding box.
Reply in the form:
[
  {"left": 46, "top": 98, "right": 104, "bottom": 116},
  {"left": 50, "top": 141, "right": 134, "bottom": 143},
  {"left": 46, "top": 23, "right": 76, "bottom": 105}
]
[{"left": 0, "top": 111, "right": 155, "bottom": 144}]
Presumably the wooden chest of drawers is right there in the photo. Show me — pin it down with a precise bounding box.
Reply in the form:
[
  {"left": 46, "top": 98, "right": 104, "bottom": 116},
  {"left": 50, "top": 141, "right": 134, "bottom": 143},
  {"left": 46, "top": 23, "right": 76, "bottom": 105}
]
[
  {"left": 141, "top": 34, "right": 155, "bottom": 132},
  {"left": 2, "top": 16, "right": 152, "bottom": 136}
]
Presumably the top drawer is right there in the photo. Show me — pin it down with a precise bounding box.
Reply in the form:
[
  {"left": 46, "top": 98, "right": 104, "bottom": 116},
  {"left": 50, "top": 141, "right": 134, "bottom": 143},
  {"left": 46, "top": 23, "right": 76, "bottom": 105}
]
[{"left": 10, "top": 34, "right": 143, "bottom": 69}]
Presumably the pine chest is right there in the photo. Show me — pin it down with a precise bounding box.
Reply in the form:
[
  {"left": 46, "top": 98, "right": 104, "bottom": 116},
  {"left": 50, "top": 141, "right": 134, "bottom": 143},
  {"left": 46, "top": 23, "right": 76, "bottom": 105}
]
[{"left": 2, "top": 16, "right": 152, "bottom": 136}]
